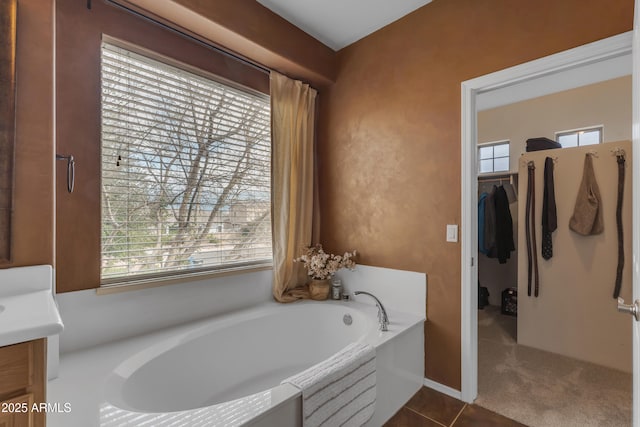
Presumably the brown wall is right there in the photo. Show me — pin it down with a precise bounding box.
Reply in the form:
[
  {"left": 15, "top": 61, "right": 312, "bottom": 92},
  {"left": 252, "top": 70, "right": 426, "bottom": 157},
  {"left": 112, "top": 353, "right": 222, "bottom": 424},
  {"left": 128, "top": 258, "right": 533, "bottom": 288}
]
[
  {"left": 1, "top": 0, "right": 55, "bottom": 269},
  {"left": 317, "top": 0, "right": 633, "bottom": 389}
]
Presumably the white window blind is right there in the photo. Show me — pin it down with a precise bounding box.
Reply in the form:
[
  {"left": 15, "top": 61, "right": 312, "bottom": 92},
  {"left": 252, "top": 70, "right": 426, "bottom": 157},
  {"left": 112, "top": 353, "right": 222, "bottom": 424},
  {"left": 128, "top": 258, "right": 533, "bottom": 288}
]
[{"left": 100, "top": 41, "right": 272, "bottom": 284}]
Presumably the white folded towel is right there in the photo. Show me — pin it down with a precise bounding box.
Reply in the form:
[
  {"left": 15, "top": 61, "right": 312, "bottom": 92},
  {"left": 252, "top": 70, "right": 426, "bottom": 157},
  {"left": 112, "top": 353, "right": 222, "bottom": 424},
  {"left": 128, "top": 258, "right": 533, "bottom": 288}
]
[{"left": 281, "top": 342, "right": 376, "bottom": 427}]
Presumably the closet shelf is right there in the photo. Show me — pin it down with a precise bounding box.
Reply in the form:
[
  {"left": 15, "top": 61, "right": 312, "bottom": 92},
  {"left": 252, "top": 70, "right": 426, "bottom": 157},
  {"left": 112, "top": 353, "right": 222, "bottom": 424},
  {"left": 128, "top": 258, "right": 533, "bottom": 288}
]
[{"left": 478, "top": 171, "right": 517, "bottom": 182}]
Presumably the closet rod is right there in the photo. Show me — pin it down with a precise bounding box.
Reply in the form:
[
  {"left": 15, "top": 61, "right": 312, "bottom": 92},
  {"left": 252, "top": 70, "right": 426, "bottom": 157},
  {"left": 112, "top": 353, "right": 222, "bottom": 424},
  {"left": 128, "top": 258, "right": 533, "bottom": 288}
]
[{"left": 478, "top": 172, "right": 516, "bottom": 182}]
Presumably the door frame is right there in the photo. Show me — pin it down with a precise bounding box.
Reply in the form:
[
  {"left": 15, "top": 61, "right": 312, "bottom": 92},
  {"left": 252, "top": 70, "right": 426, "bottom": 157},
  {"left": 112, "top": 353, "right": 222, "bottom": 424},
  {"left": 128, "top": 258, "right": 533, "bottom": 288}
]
[{"left": 460, "top": 32, "right": 633, "bottom": 404}]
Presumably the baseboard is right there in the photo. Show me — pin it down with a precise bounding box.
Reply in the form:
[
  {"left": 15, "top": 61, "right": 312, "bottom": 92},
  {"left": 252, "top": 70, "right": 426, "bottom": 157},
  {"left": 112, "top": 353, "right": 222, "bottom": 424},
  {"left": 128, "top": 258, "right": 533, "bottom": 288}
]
[{"left": 423, "top": 378, "right": 462, "bottom": 400}]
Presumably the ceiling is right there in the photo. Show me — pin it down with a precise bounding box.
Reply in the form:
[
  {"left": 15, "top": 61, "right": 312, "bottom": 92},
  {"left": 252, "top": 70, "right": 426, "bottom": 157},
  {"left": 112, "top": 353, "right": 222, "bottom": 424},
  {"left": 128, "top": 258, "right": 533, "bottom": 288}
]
[{"left": 256, "top": 0, "right": 433, "bottom": 51}]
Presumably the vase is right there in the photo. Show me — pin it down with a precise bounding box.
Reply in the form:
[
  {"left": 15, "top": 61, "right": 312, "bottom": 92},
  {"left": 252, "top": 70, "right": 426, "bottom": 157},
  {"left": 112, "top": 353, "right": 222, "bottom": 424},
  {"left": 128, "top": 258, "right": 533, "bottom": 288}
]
[{"left": 308, "top": 279, "right": 331, "bottom": 300}]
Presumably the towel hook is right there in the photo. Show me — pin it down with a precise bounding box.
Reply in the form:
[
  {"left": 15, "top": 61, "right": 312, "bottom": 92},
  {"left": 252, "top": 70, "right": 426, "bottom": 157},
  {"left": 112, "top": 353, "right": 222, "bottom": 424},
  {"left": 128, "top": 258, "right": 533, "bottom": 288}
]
[
  {"left": 56, "top": 154, "right": 75, "bottom": 193},
  {"left": 611, "top": 147, "right": 626, "bottom": 159}
]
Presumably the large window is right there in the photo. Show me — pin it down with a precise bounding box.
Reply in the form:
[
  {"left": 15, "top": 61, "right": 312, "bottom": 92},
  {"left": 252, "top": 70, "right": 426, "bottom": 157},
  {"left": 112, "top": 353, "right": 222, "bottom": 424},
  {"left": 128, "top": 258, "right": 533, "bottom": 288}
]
[
  {"left": 100, "top": 41, "right": 272, "bottom": 284},
  {"left": 478, "top": 140, "right": 510, "bottom": 174},
  {"left": 556, "top": 126, "right": 602, "bottom": 148}
]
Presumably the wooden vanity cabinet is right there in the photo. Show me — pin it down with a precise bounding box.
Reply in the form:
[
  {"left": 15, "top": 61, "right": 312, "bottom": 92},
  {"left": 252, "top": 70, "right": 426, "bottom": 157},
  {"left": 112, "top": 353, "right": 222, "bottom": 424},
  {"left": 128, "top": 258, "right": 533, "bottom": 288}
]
[{"left": 0, "top": 339, "right": 46, "bottom": 427}]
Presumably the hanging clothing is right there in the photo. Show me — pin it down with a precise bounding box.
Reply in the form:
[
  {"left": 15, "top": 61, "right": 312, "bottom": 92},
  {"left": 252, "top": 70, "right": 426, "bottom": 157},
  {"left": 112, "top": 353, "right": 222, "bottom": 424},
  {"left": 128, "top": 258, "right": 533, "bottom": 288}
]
[
  {"left": 569, "top": 153, "right": 603, "bottom": 236},
  {"left": 478, "top": 183, "right": 514, "bottom": 263},
  {"left": 541, "top": 157, "right": 557, "bottom": 260},
  {"left": 503, "top": 182, "right": 518, "bottom": 204},
  {"left": 478, "top": 192, "right": 489, "bottom": 255},
  {"left": 483, "top": 186, "right": 497, "bottom": 256},
  {"left": 493, "top": 185, "right": 515, "bottom": 264}
]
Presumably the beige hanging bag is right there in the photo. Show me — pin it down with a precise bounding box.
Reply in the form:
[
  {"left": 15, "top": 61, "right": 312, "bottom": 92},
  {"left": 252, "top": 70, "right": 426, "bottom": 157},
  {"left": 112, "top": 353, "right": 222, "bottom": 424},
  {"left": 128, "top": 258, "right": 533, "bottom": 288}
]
[{"left": 569, "top": 153, "right": 603, "bottom": 235}]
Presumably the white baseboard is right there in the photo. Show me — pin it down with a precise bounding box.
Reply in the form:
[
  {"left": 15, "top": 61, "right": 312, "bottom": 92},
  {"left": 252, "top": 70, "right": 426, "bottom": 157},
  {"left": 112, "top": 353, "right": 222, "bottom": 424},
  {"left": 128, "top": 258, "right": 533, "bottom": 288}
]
[{"left": 423, "top": 378, "right": 463, "bottom": 401}]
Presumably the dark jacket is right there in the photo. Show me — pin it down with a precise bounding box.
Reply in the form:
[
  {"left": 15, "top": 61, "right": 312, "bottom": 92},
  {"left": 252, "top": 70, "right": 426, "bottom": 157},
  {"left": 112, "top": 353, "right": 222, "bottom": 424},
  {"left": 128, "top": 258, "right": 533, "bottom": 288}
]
[{"left": 492, "top": 185, "right": 515, "bottom": 263}]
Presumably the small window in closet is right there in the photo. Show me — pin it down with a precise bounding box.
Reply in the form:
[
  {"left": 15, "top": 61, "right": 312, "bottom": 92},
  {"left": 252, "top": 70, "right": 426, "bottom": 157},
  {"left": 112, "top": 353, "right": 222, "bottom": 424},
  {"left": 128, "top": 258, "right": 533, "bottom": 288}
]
[
  {"left": 478, "top": 140, "right": 510, "bottom": 174},
  {"left": 555, "top": 126, "right": 602, "bottom": 148}
]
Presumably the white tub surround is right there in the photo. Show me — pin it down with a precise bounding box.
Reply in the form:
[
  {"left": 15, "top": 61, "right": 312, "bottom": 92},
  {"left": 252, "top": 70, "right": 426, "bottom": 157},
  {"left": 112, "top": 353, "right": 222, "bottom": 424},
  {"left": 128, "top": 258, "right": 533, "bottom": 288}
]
[
  {"left": 334, "top": 264, "right": 427, "bottom": 319},
  {"left": 0, "top": 265, "right": 63, "bottom": 347},
  {"left": 56, "top": 269, "right": 272, "bottom": 354},
  {"left": 48, "top": 300, "right": 424, "bottom": 427}
]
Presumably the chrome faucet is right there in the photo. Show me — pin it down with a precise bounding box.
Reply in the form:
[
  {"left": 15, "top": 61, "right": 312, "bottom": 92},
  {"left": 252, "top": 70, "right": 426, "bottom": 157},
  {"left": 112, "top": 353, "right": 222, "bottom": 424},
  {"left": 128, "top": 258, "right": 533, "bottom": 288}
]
[{"left": 354, "top": 291, "right": 389, "bottom": 331}]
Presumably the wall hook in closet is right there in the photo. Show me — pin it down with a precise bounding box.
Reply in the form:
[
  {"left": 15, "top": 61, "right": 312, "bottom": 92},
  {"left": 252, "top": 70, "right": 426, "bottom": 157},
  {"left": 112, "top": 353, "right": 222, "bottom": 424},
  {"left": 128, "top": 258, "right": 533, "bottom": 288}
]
[{"left": 611, "top": 147, "right": 626, "bottom": 159}]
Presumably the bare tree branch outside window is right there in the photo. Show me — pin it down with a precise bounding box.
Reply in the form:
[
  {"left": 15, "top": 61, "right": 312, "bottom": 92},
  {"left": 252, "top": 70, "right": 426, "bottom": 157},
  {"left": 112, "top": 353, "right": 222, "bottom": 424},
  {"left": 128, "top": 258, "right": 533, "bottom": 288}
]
[{"left": 100, "top": 42, "right": 272, "bottom": 282}]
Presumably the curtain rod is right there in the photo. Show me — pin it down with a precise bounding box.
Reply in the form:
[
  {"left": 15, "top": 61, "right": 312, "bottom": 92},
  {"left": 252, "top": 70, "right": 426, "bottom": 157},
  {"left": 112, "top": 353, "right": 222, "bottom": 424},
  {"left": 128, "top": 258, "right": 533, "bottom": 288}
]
[{"left": 103, "top": 0, "right": 272, "bottom": 76}]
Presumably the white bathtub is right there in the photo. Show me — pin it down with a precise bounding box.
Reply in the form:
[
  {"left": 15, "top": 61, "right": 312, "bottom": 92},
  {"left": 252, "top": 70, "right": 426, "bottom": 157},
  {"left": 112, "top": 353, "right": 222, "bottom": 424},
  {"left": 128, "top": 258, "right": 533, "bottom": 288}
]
[{"left": 51, "top": 300, "right": 424, "bottom": 426}]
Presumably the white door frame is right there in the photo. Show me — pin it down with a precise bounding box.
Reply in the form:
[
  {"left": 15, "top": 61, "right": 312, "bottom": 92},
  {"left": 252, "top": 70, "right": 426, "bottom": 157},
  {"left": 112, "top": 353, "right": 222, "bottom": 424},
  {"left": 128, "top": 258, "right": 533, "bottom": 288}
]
[{"left": 460, "top": 32, "right": 634, "bottom": 404}]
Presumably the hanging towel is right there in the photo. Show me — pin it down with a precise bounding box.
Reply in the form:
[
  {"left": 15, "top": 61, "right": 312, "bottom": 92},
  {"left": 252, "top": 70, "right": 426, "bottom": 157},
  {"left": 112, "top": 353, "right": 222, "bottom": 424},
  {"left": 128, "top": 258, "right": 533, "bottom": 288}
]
[
  {"left": 569, "top": 153, "right": 603, "bottom": 235},
  {"left": 282, "top": 342, "right": 376, "bottom": 427},
  {"left": 541, "top": 157, "right": 557, "bottom": 260},
  {"left": 478, "top": 192, "right": 489, "bottom": 255}
]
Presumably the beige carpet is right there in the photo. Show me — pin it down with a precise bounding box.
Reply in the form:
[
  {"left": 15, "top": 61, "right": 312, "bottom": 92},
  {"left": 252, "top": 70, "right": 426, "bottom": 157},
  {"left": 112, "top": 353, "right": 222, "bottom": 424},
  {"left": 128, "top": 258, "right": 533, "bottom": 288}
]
[{"left": 475, "top": 305, "right": 632, "bottom": 427}]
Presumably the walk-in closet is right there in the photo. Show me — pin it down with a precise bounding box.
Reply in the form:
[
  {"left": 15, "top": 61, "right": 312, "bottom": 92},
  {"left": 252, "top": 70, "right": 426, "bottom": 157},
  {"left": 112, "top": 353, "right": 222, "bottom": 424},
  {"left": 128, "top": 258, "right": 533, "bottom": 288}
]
[{"left": 474, "top": 75, "right": 633, "bottom": 427}]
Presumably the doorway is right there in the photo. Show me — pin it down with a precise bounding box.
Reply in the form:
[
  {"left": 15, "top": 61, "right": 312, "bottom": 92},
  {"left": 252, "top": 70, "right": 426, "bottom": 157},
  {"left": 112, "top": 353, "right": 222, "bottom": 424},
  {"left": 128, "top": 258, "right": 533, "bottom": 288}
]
[
  {"left": 475, "top": 76, "right": 632, "bottom": 425},
  {"left": 459, "top": 31, "right": 636, "bottom": 422}
]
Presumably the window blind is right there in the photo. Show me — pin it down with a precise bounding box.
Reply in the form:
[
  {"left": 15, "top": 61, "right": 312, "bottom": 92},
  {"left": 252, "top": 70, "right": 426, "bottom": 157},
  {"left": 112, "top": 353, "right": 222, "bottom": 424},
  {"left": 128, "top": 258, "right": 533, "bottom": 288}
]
[{"left": 100, "top": 41, "right": 272, "bottom": 284}]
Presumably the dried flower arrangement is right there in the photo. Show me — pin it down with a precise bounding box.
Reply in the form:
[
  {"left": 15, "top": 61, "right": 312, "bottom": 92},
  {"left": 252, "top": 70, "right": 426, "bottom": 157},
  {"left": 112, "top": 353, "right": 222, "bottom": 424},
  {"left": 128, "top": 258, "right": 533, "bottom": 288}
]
[{"left": 294, "top": 244, "right": 357, "bottom": 280}]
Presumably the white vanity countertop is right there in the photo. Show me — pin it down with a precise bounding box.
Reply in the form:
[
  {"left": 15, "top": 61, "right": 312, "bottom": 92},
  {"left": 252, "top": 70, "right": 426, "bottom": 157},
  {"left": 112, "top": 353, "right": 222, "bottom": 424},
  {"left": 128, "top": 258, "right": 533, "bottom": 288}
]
[{"left": 0, "top": 265, "right": 64, "bottom": 347}]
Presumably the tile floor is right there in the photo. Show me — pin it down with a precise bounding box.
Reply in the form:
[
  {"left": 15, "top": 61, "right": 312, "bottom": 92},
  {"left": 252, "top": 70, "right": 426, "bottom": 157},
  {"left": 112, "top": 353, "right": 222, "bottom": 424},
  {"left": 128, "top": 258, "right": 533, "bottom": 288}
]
[{"left": 384, "top": 387, "right": 526, "bottom": 427}]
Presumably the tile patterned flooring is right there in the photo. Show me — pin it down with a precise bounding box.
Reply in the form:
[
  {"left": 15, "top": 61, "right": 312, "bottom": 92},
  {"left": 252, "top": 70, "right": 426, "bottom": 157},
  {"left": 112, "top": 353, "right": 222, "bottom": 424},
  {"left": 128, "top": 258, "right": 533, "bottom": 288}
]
[{"left": 385, "top": 387, "right": 527, "bottom": 427}]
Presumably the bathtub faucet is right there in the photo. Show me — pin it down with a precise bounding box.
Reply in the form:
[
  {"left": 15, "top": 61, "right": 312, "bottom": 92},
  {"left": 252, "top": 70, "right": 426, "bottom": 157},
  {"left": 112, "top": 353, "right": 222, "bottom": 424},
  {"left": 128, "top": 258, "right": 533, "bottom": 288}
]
[{"left": 353, "top": 291, "right": 389, "bottom": 331}]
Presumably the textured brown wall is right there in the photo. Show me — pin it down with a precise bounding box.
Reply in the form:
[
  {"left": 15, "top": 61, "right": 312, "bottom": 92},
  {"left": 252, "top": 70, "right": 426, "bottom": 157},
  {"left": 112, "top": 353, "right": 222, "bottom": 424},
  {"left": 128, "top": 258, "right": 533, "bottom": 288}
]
[
  {"left": 317, "top": 0, "right": 633, "bottom": 389},
  {"left": 1, "top": 0, "right": 55, "bottom": 269}
]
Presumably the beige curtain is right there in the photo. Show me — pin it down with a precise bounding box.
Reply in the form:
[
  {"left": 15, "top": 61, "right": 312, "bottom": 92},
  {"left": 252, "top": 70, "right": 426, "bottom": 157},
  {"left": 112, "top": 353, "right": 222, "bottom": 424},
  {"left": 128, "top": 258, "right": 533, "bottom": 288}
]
[{"left": 270, "top": 71, "right": 318, "bottom": 302}]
